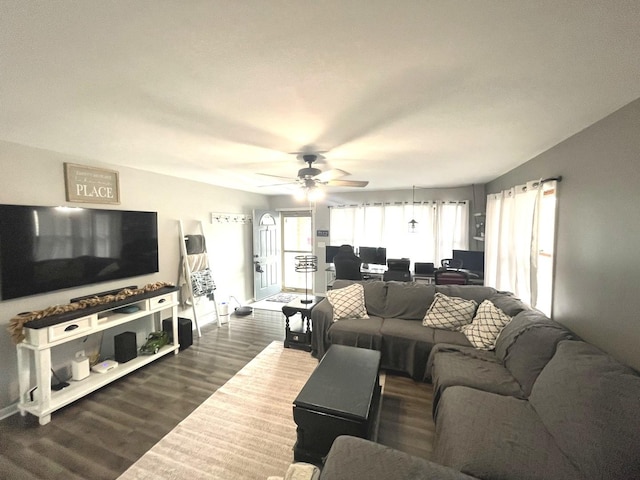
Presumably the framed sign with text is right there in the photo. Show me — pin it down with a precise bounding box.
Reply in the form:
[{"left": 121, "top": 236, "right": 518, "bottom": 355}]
[{"left": 64, "top": 163, "right": 120, "bottom": 204}]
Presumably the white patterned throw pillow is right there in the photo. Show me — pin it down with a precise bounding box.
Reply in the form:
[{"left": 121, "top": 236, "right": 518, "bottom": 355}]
[
  {"left": 461, "top": 300, "right": 512, "bottom": 350},
  {"left": 422, "top": 292, "right": 478, "bottom": 330},
  {"left": 327, "top": 283, "right": 369, "bottom": 321}
]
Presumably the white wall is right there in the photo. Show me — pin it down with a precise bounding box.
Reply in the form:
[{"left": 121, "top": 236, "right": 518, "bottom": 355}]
[{"left": 0, "top": 141, "right": 270, "bottom": 414}]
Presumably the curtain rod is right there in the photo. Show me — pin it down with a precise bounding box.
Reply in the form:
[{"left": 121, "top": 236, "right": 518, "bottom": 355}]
[{"left": 540, "top": 176, "right": 562, "bottom": 184}]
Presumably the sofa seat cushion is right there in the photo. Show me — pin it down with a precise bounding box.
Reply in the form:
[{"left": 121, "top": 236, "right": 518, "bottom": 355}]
[
  {"left": 529, "top": 340, "right": 640, "bottom": 480},
  {"left": 434, "top": 386, "right": 583, "bottom": 480},
  {"left": 430, "top": 346, "right": 524, "bottom": 417},
  {"left": 320, "top": 436, "right": 478, "bottom": 480},
  {"left": 432, "top": 328, "right": 473, "bottom": 346},
  {"left": 378, "top": 318, "right": 439, "bottom": 379},
  {"left": 327, "top": 316, "right": 384, "bottom": 352}
]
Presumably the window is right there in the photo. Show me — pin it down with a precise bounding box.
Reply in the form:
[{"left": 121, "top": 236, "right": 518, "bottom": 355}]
[
  {"left": 533, "top": 185, "right": 557, "bottom": 315},
  {"left": 281, "top": 211, "right": 312, "bottom": 291},
  {"left": 329, "top": 201, "right": 469, "bottom": 267}
]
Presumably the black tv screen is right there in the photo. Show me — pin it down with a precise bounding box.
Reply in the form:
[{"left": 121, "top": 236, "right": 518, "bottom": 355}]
[
  {"left": 0, "top": 205, "right": 158, "bottom": 301},
  {"left": 452, "top": 249, "right": 485, "bottom": 274},
  {"left": 358, "top": 246, "right": 387, "bottom": 266}
]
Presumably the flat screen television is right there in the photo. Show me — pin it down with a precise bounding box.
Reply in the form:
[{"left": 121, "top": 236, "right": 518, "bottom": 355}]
[
  {"left": 325, "top": 245, "right": 341, "bottom": 263},
  {"left": 0, "top": 204, "right": 159, "bottom": 301},
  {"left": 452, "top": 249, "right": 485, "bottom": 274},
  {"left": 358, "top": 246, "right": 387, "bottom": 266}
]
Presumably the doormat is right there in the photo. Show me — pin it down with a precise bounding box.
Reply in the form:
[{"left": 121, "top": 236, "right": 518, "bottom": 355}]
[{"left": 266, "top": 293, "right": 298, "bottom": 303}]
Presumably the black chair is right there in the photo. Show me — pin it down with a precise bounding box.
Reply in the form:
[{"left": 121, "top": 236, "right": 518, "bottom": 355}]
[
  {"left": 435, "top": 269, "right": 469, "bottom": 285},
  {"left": 333, "top": 245, "right": 362, "bottom": 280},
  {"left": 384, "top": 258, "right": 411, "bottom": 282},
  {"left": 414, "top": 262, "right": 435, "bottom": 275},
  {"left": 441, "top": 258, "right": 463, "bottom": 270}
]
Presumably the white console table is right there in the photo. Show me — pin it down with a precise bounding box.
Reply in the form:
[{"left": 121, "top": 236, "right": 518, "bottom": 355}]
[{"left": 16, "top": 287, "right": 179, "bottom": 425}]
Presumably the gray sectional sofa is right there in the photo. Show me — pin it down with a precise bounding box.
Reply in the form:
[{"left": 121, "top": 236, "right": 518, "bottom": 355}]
[
  {"left": 311, "top": 279, "right": 527, "bottom": 379},
  {"left": 314, "top": 280, "right": 640, "bottom": 480},
  {"left": 431, "top": 339, "right": 640, "bottom": 480}
]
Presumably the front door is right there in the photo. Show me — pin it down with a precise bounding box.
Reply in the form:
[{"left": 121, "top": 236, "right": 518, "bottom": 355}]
[{"left": 253, "top": 209, "right": 281, "bottom": 301}]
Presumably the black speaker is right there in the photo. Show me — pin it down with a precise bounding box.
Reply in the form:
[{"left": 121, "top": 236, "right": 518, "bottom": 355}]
[
  {"left": 163, "top": 317, "right": 193, "bottom": 350},
  {"left": 114, "top": 331, "right": 137, "bottom": 363}
]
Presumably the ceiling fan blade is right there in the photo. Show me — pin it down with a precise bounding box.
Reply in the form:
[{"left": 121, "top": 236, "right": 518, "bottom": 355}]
[
  {"left": 315, "top": 66, "right": 462, "bottom": 149},
  {"left": 258, "top": 182, "right": 298, "bottom": 188},
  {"left": 257, "top": 173, "right": 296, "bottom": 181},
  {"left": 122, "top": 91, "right": 294, "bottom": 153},
  {"left": 315, "top": 168, "right": 349, "bottom": 182},
  {"left": 325, "top": 179, "right": 369, "bottom": 187}
]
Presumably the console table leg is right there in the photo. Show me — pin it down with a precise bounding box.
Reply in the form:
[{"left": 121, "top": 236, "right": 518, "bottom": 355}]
[{"left": 284, "top": 315, "right": 291, "bottom": 348}]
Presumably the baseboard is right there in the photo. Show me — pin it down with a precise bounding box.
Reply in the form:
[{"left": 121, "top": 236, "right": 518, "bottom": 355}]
[{"left": 0, "top": 403, "right": 18, "bottom": 421}]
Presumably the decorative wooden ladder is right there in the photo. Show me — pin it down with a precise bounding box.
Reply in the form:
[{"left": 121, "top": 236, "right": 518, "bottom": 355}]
[{"left": 178, "top": 220, "right": 221, "bottom": 336}]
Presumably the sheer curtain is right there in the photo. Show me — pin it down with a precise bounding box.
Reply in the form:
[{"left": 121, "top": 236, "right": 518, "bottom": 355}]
[
  {"left": 330, "top": 201, "right": 468, "bottom": 266},
  {"left": 485, "top": 180, "right": 557, "bottom": 314}
]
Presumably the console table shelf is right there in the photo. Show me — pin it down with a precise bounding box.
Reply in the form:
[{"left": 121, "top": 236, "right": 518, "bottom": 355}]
[{"left": 16, "top": 287, "right": 180, "bottom": 425}]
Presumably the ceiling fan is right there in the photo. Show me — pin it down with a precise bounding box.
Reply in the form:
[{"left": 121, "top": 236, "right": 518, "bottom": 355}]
[{"left": 258, "top": 153, "right": 369, "bottom": 192}]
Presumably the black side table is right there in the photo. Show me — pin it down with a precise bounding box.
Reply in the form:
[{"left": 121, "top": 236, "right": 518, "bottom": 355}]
[{"left": 282, "top": 296, "right": 324, "bottom": 351}]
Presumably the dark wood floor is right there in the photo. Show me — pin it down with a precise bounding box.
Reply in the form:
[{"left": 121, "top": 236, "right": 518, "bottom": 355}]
[{"left": 0, "top": 308, "right": 435, "bottom": 479}]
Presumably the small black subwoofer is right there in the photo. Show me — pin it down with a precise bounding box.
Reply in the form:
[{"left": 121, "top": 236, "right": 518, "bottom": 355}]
[
  {"left": 114, "top": 331, "right": 137, "bottom": 363},
  {"left": 162, "top": 317, "right": 193, "bottom": 350}
]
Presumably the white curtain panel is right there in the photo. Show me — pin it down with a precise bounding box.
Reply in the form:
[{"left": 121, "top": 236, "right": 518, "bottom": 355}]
[
  {"left": 436, "top": 202, "right": 469, "bottom": 265},
  {"left": 485, "top": 180, "right": 556, "bottom": 312}
]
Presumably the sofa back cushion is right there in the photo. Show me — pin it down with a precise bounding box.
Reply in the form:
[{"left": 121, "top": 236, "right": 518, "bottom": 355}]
[
  {"left": 529, "top": 340, "right": 640, "bottom": 479},
  {"left": 494, "top": 309, "right": 573, "bottom": 396},
  {"left": 488, "top": 292, "right": 528, "bottom": 317},
  {"left": 332, "top": 280, "right": 388, "bottom": 317},
  {"left": 435, "top": 285, "right": 497, "bottom": 305},
  {"left": 384, "top": 282, "right": 436, "bottom": 320}
]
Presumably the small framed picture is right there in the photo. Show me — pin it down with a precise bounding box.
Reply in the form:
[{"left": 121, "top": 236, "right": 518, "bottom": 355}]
[{"left": 64, "top": 163, "right": 120, "bottom": 204}]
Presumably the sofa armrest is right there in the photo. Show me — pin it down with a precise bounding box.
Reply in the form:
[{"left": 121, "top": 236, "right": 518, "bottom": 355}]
[
  {"left": 320, "top": 436, "right": 478, "bottom": 480},
  {"left": 311, "top": 298, "right": 334, "bottom": 358}
]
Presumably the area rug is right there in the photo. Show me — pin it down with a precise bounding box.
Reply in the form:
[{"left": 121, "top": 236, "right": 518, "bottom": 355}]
[
  {"left": 251, "top": 293, "right": 302, "bottom": 312},
  {"left": 117, "top": 341, "right": 319, "bottom": 480},
  {"left": 266, "top": 293, "right": 298, "bottom": 303}
]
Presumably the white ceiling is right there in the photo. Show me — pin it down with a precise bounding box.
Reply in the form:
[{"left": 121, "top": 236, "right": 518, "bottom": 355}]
[{"left": 2, "top": 1, "right": 640, "bottom": 195}]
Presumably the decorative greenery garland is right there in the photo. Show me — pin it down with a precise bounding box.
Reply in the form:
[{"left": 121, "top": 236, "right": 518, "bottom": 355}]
[{"left": 7, "top": 282, "right": 174, "bottom": 344}]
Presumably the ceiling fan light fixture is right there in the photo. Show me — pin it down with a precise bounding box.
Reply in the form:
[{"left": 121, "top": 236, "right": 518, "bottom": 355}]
[
  {"left": 307, "top": 186, "right": 324, "bottom": 202},
  {"left": 293, "top": 184, "right": 324, "bottom": 202}
]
